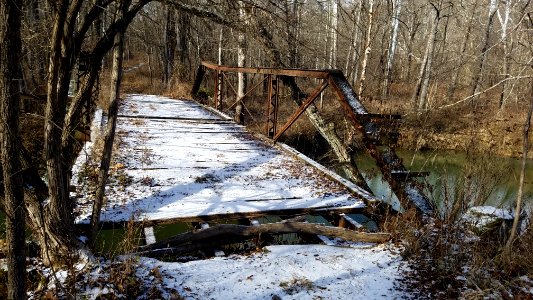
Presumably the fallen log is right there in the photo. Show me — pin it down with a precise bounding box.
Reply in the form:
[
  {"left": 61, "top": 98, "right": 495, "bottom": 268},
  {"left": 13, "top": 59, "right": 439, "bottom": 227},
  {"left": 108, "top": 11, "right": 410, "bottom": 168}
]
[{"left": 137, "top": 222, "right": 390, "bottom": 253}]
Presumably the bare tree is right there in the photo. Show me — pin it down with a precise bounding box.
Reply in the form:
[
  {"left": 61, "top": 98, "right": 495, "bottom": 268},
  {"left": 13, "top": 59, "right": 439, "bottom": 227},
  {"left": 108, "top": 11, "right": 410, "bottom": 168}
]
[
  {"left": 470, "top": 0, "right": 498, "bottom": 106},
  {"left": 328, "top": 0, "right": 338, "bottom": 68},
  {"left": 16, "top": 0, "right": 153, "bottom": 265},
  {"left": 446, "top": 0, "right": 478, "bottom": 101},
  {"left": 91, "top": 0, "right": 130, "bottom": 245},
  {"left": 411, "top": 1, "right": 449, "bottom": 111},
  {"left": 345, "top": 1, "right": 362, "bottom": 83},
  {"left": 163, "top": 5, "right": 177, "bottom": 85},
  {"left": 382, "top": 0, "right": 403, "bottom": 99},
  {"left": 358, "top": 0, "right": 374, "bottom": 96},
  {"left": 0, "top": 0, "right": 26, "bottom": 297},
  {"left": 235, "top": 1, "right": 247, "bottom": 124},
  {"left": 505, "top": 12, "right": 533, "bottom": 253}
]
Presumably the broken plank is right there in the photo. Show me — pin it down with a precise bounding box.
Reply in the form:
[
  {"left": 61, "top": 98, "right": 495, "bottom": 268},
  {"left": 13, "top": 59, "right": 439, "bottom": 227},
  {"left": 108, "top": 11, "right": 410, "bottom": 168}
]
[
  {"left": 144, "top": 227, "right": 157, "bottom": 245},
  {"left": 137, "top": 222, "right": 391, "bottom": 253},
  {"left": 338, "top": 213, "right": 364, "bottom": 230},
  {"left": 80, "top": 205, "right": 367, "bottom": 231}
]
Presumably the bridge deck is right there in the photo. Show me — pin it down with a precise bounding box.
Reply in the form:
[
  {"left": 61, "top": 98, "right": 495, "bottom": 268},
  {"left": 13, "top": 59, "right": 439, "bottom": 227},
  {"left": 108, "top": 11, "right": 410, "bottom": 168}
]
[{"left": 73, "top": 94, "right": 374, "bottom": 226}]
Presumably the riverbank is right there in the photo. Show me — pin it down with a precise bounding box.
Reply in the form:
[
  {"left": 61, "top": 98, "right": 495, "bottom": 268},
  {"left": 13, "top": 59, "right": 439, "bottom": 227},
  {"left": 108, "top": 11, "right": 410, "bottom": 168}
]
[{"left": 363, "top": 90, "right": 533, "bottom": 158}]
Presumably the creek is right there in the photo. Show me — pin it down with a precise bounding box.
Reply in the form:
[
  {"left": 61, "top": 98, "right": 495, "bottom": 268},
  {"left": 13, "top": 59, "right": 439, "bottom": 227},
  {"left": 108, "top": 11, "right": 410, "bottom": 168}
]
[{"left": 352, "top": 150, "right": 533, "bottom": 211}]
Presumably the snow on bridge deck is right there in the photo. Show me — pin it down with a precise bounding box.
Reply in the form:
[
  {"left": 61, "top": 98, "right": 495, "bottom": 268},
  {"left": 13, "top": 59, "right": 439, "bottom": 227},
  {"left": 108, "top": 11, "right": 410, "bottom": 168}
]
[{"left": 74, "top": 94, "right": 374, "bottom": 225}]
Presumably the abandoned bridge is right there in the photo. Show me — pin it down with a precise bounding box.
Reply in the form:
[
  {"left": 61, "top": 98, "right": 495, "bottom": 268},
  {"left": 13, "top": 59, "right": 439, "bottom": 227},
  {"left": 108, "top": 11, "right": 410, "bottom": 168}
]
[{"left": 73, "top": 62, "right": 432, "bottom": 246}]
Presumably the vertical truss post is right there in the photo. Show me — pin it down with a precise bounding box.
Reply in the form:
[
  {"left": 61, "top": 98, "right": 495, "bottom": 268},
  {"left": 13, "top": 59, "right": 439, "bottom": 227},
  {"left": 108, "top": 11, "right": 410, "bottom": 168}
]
[
  {"left": 266, "top": 75, "right": 280, "bottom": 138},
  {"left": 213, "top": 70, "right": 223, "bottom": 110}
]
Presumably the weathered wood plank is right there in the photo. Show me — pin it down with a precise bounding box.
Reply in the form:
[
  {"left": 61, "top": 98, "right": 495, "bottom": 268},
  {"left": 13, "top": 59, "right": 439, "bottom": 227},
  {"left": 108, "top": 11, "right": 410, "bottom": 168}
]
[
  {"left": 144, "top": 227, "right": 157, "bottom": 245},
  {"left": 137, "top": 222, "right": 391, "bottom": 253}
]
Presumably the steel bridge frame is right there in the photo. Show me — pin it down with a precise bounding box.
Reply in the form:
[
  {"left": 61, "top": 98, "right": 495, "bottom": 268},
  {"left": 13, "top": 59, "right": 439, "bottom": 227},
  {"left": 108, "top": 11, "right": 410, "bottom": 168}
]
[{"left": 192, "top": 61, "right": 433, "bottom": 215}]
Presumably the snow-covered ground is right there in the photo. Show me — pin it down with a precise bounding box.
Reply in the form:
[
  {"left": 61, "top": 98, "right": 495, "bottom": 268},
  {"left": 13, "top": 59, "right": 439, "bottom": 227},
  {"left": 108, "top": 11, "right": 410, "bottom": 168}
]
[
  {"left": 73, "top": 94, "right": 374, "bottom": 224},
  {"left": 136, "top": 244, "right": 405, "bottom": 300},
  {"left": 66, "top": 243, "right": 406, "bottom": 300}
]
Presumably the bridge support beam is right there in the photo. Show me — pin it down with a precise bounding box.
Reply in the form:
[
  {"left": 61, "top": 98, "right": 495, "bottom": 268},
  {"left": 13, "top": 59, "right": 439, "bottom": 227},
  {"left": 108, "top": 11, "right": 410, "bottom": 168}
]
[
  {"left": 213, "top": 70, "right": 223, "bottom": 110},
  {"left": 266, "top": 75, "right": 279, "bottom": 138}
]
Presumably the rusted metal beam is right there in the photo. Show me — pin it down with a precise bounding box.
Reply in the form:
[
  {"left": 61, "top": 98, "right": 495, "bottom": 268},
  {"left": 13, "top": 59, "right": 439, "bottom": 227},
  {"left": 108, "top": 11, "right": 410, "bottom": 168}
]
[
  {"left": 327, "top": 72, "right": 433, "bottom": 215},
  {"left": 222, "top": 72, "right": 238, "bottom": 97},
  {"left": 202, "top": 61, "right": 331, "bottom": 79},
  {"left": 213, "top": 70, "right": 223, "bottom": 110},
  {"left": 266, "top": 75, "right": 280, "bottom": 138},
  {"left": 224, "top": 76, "right": 267, "bottom": 113},
  {"left": 273, "top": 80, "right": 329, "bottom": 142},
  {"left": 192, "top": 61, "right": 433, "bottom": 216}
]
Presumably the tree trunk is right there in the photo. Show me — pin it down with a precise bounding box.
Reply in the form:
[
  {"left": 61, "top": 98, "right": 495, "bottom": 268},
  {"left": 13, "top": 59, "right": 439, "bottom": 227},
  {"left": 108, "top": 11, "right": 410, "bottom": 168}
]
[
  {"left": 446, "top": 0, "right": 477, "bottom": 101},
  {"left": 348, "top": 1, "right": 363, "bottom": 84},
  {"left": 43, "top": 0, "right": 79, "bottom": 264},
  {"left": 417, "top": 7, "right": 439, "bottom": 111},
  {"left": 505, "top": 49, "right": 533, "bottom": 252},
  {"left": 345, "top": 1, "right": 362, "bottom": 81},
  {"left": 498, "top": 0, "right": 512, "bottom": 109},
  {"left": 90, "top": 2, "right": 126, "bottom": 243},
  {"left": 177, "top": 9, "right": 191, "bottom": 80},
  {"left": 235, "top": 1, "right": 247, "bottom": 125},
  {"left": 411, "top": 5, "right": 439, "bottom": 111},
  {"left": 29, "top": 0, "right": 151, "bottom": 265},
  {"left": 328, "top": 0, "right": 338, "bottom": 68},
  {"left": 0, "top": 0, "right": 26, "bottom": 297},
  {"left": 382, "top": 0, "right": 403, "bottom": 99},
  {"left": 358, "top": 0, "right": 374, "bottom": 96},
  {"left": 470, "top": 0, "right": 498, "bottom": 106},
  {"left": 285, "top": 0, "right": 300, "bottom": 68},
  {"left": 217, "top": 27, "right": 223, "bottom": 65},
  {"left": 163, "top": 5, "right": 177, "bottom": 86}
]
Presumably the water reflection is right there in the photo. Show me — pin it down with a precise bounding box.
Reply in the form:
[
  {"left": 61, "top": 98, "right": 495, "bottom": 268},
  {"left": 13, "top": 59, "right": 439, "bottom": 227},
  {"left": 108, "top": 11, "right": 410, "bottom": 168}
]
[{"left": 353, "top": 150, "right": 533, "bottom": 210}]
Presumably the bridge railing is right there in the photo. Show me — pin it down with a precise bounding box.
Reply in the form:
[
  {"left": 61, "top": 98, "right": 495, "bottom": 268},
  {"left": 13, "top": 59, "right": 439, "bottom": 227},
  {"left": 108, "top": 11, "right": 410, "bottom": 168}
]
[{"left": 192, "top": 61, "right": 433, "bottom": 216}]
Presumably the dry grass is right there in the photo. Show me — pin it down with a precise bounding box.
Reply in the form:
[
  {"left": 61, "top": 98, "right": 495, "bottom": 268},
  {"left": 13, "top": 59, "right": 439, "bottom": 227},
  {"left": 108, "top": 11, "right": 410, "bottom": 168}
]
[{"left": 382, "top": 147, "right": 533, "bottom": 299}]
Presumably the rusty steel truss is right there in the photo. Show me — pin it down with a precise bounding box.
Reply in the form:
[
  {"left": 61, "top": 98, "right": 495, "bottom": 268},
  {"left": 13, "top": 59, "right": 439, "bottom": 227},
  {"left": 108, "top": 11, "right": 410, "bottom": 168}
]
[{"left": 192, "top": 61, "right": 433, "bottom": 215}]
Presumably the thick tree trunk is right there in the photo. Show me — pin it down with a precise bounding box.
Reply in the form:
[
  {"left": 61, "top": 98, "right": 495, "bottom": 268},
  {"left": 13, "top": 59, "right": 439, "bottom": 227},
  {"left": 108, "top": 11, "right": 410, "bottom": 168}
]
[
  {"left": 29, "top": 0, "right": 151, "bottom": 265},
  {"left": 0, "top": 0, "right": 26, "bottom": 297},
  {"left": 43, "top": 0, "right": 79, "bottom": 263}
]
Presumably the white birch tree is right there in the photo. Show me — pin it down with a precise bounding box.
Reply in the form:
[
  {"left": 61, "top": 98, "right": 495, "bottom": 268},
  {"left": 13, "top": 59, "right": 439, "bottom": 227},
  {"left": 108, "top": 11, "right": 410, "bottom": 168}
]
[
  {"left": 382, "top": 0, "right": 403, "bottom": 98},
  {"left": 358, "top": 0, "right": 374, "bottom": 96}
]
